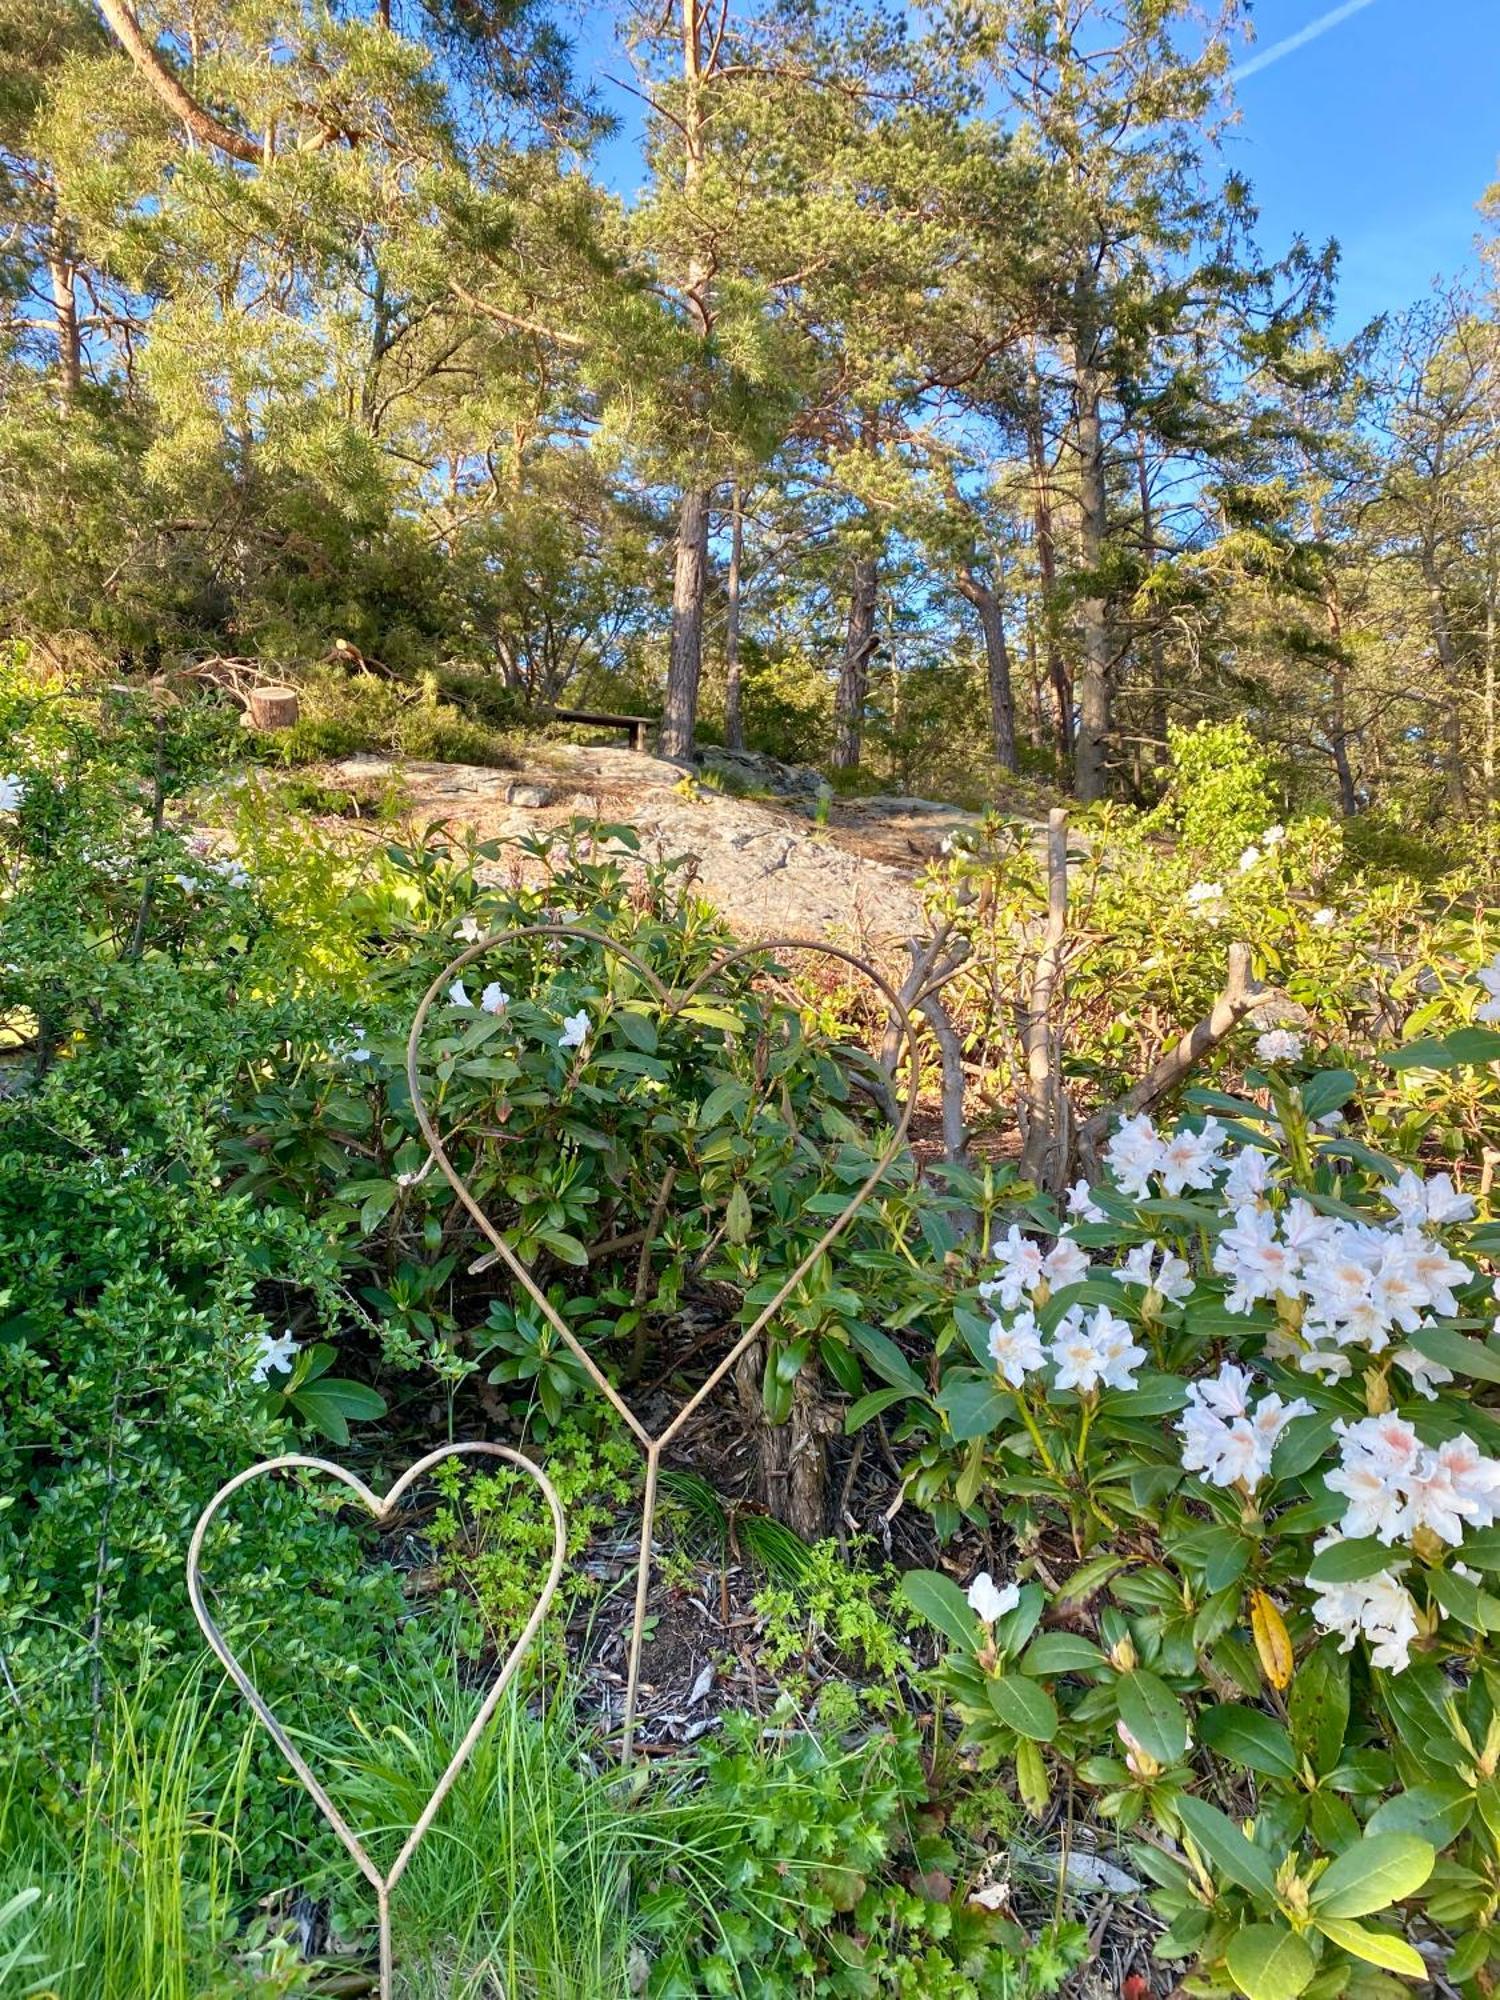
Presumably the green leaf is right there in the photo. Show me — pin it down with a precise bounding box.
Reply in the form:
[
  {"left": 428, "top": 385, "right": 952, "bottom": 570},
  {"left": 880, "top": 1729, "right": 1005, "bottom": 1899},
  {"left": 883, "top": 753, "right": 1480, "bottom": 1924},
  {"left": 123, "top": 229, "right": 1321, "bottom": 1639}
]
[
  {"left": 1224, "top": 1925, "right": 1316, "bottom": 2000},
  {"left": 1311, "top": 1833, "right": 1435, "bottom": 1917},
  {"left": 614, "top": 1007, "right": 658, "bottom": 1053},
  {"left": 1175, "top": 1796, "right": 1278, "bottom": 1899},
  {"left": 532, "top": 1227, "right": 588, "bottom": 1267},
  {"left": 1199, "top": 1705, "right": 1299, "bottom": 1780},
  {"left": 846, "top": 1323, "right": 925, "bottom": 1395},
  {"left": 985, "top": 1672, "right": 1058, "bottom": 1743},
  {"left": 1117, "top": 1668, "right": 1189, "bottom": 1766},
  {"left": 1021, "top": 1632, "right": 1106, "bottom": 1675},
  {"left": 899, "top": 1570, "right": 978, "bottom": 1652},
  {"left": 1304, "top": 1537, "right": 1397, "bottom": 1585},
  {"left": 1311, "top": 1916, "right": 1428, "bottom": 1978},
  {"left": 1407, "top": 1321, "right": 1500, "bottom": 1386},
  {"left": 1288, "top": 1641, "right": 1349, "bottom": 1777},
  {"left": 843, "top": 1386, "right": 912, "bottom": 1433},
  {"left": 1298, "top": 1070, "right": 1357, "bottom": 1122},
  {"left": 937, "top": 1372, "right": 1011, "bottom": 1440}
]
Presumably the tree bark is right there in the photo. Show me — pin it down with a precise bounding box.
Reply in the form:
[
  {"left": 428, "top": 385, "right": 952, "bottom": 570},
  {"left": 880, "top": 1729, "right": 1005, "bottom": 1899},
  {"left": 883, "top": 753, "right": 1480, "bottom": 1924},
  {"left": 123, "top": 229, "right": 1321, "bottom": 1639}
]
[
  {"left": 733, "top": 1341, "right": 831, "bottom": 1539},
  {"left": 1324, "top": 583, "right": 1359, "bottom": 817},
  {"left": 660, "top": 483, "right": 710, "bottom": 761},
  {"left": 1025, "top": 354, "right": 1071, "bottom": 757},
  {"left": 95, "top": 0, "right": 263, "bottom": 162},
  {"left": 1136, "top": 432, "right": 1167, "bottom": 767},
  {"left": 724, "top": 483, "right": 744, "bottom": 750},
  {"left": 956, "top": 565, "right": 1017, "bottom": 772},
  {"left": 47, "top": 248, "right": 81, "bottom": 403},
  {"left": 832, "top": 551, "right": 878, "bottom": 771},
  {"left": 1071, "top": 324, "right": 1112, "bottom": 803}
]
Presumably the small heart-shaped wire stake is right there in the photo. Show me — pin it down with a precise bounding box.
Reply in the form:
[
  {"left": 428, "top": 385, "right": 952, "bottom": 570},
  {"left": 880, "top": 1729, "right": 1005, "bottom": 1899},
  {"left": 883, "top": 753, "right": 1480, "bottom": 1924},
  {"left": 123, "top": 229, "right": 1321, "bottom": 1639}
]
[
  {"left": 406, "top": 926, "right": 919, "bottom": 1757},
  {"left": 187, "top": 1443, "right": 566, "bottom": 1999}
]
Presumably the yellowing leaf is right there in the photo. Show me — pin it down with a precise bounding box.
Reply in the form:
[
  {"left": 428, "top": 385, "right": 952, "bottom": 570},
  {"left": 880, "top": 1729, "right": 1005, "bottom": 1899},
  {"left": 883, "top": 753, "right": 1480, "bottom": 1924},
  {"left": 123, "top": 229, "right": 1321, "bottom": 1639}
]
[{"left": 1251, "top": 1591, "right": 1293, "bottom": 1691}]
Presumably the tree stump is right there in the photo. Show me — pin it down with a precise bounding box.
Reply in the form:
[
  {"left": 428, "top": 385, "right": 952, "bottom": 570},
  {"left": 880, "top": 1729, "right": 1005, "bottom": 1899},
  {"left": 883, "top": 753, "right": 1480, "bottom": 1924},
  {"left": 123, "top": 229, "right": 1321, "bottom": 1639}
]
[{"left": 247, "top": 684, "right": 300, "bottom": 730}]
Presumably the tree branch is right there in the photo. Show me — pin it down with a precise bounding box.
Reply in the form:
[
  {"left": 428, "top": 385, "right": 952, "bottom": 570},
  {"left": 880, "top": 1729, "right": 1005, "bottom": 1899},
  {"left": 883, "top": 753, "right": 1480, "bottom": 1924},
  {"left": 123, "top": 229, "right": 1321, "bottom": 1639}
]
[{"left": 95, "top": 0, "right": 263, "bottom": 163}]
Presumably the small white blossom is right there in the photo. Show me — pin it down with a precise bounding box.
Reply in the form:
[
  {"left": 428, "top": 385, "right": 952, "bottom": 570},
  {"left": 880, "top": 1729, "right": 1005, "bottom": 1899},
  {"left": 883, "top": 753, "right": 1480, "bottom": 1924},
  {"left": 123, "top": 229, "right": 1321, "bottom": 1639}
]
[
  {"left": 1119, "top": 1241, "right": 1192, "bottom": 1304},
  {"left": 1255, "top": 1029, "right": 1304, "bottom": 1065},
  {"left": 1476, "top": 952, "right": 1500, "bottom": 1024},
  {"left": 0, "top": 774, "right": 25, "bottom": 813},
  {"left": 1041, "top": 1233, "right": 1091, "bottom": 1290},
  {"left": 967, "top": 1572, "right": 1021, "bottom": 1624},
  {"left": 982, "top": 1226, "right": 1047, "bottom": 1310},
  {"left": 456, "top": 914, "right": 484, "bottom": 942},
  {"left": 1064, "top": 1179, "right": 1105, "bottom": 1225},
  {"left": 1262, "top": 824, "right": 1285, "bottom": 848},
  {"left": 1158, "top": 1118, "right": 1228, "bottom": 1196},
  {"left": 1238, "top": 845, "right": 1261, "bottom": 872},
  {"left": 1177, "top": 1361, "right": 1311, "bottom": 1491},
  {"left": 448, "top": 980, "right": 473, "bottom": 1008},
  {"left": 250, "top": 1329, "right": 299, "bottom": 1384},
  {"left": 1221, "top": 1146, "right": 1275, "bottom": 1206},
  {"left": 559, "top": 1009, "right": 591, "bottom": 1050},
  {"left": 1393, "top": 1343, "right": 1453, "bottom": 1400},
  {"left": 1048, "top": 1305, "right": 1146, "bottom": 1395},
  {"left": 1185, "top": 880, "right": 1225, "bottom": 924},
  {"left": 987, "top": 1311, "right": 1046, "bottom": 1386},
  {"left": 1385, "top": 1168, "right": 1475, "bottom": 1228},
  {"left": 1105, "top": 1112, "right": 1166, "bottom": 1199},
  {"left": 480, "top": 982, "right": 509, "bottom": 1015}
]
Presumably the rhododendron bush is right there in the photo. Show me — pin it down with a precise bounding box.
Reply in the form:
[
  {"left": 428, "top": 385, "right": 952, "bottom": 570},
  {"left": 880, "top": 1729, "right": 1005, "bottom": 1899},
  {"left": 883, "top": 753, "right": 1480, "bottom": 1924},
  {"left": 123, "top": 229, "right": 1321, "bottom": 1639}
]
[{"left": 900, "top": 1040, "right": 1500, "bottom": 1998}]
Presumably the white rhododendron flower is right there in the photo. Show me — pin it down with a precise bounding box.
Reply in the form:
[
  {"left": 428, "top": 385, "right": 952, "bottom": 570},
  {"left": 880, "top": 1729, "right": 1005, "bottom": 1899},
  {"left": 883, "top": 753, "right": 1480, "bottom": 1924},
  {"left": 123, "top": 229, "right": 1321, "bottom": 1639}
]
[
  {"left": 448, "top": 979, "right": 473, "bottom": 1008},
  {"left": 0, "top": 774, "right": 24, "bottom": 813},
  {"left": 1064, "top": 1179, "right": 1104, "bottom": 1224},
  {"left": 1311, "top": 906, "right": 1335, "bottom": 927},
  {"left": 250, "top": 1329, "right": 299, "bottom": 1384},
  {"left": 559, "top": 1009, "right": 591, "bottom": 1049},
  {"left": 1047, "top": 1305, "right": 1145, "bottom": 1395},
  {"left": 456, "top": 914, "right": 484, "bottom": 942},
  {"left": 339, "top": 1026, "right": 372, "bottom": 1064},
  {"left": 967, "top": 1572, "right": 1020, "bottom": 1624},
  {"left": 1158, "top": 1118, "right": 1228, "bottom": 1196},
  {"left": 1385, "top": 1168, "right": 1475, "bottom": 1228},
  {"left": 1238, "top": 845, "right": 1261, "bottom": 872},
  {"left": 480, "top": 982, "right": 509, "bottom": 1015},
  {"left": 982, "top": 1225, "right": 1047, "bottom": 1309},
  {"left": 1309, "top": 1548, "right": 1421, "bottom": 1672},
  {"left": 1254, "top": 1029, "right": 1304, "bottom": 1065},
  {"left": 1476, "top": 952, "right": 1500, "bottom": 1023},
  {"left": 1325, "top": 1415, "right": 1500, "bottom": 1548},
  {"left": 1177, "top": 1362, "right": 1311, "bottom": 1490},
  {"left": 1119, "top": 1241, "right": 1193, "bottom": 1304},
  {"left": 1262, "top": 824, "right": 1285, "bottom": 847},
  {"left": 1184, "top": 880, "right": 1225, "bottom": 922},
  {"left": 1041, "top": 1233, "right": 1090, "bottom": 1290},
  {"left": 1104, "top": 1112, "right": 1166, "bottom": 1199},
  {"left": 987, "top": 1311, "right": 1046, "bottom": 1386},
  {"left": 1221, "top": 1145, "right": 1274, "bottom": 1206},
  {"left": 1391, "top": 1343, "right": 1454, "bottom": 1400}
]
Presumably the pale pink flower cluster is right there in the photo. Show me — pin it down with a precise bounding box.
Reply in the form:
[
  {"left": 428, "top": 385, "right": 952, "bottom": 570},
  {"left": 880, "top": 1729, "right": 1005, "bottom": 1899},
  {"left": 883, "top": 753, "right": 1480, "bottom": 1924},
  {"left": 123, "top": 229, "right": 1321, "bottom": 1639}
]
[
  {"left": 1176, "top": 1361, "right": 1311, "bottom": 1490},
  {"left": 1211, "top": 1187, "right": 1474, "bottom": 1390},
  {"left": 1325, "top": 1415, "right": 1500, "bottom": 1548},
  {"left": 980, "top": 1225, "right": 1089, "bottom": 1310},
  {"left": 1104, "top": 1113, "right": 1228, "bottom": 1200},
  {"left": 987, "top": 1301, "right": 1145, "bottom": 1395},
  {"left": 1118, "top": 1241, "right": 1192, "bottom": 1303}
]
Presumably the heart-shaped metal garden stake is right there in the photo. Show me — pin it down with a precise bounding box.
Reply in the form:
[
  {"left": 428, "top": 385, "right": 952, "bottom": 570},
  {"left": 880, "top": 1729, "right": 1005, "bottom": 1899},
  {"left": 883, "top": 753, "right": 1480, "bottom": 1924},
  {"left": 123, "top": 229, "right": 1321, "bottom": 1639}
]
[
  {"left": 406, "top": 926, "right": 919, "bottom": 1758},
  {"left": 187, "top": 1442, "right": 566, "bottom": 1999}
]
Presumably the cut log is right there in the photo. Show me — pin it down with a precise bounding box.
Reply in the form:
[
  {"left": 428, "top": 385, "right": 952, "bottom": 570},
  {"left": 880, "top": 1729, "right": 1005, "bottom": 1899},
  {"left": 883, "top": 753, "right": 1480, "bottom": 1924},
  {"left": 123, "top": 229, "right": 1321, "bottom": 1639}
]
[{"left": 247, "top": 684, "right": 300, "bottom": 730}]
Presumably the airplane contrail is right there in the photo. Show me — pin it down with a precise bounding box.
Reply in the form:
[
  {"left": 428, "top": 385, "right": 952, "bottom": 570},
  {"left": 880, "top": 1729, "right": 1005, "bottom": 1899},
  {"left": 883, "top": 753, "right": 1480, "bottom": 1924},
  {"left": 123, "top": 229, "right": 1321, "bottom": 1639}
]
[{"left": 1229, "top": 0, "right": 1381, "bottom": 83}]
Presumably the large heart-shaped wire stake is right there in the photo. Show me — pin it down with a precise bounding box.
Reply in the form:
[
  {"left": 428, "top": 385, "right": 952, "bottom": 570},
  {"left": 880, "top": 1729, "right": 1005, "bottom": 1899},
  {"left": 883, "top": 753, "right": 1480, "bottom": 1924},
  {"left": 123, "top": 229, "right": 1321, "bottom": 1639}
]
[
  {"left": 406, "top": 927, "right": 919, "bottom": 1757},
  {"left": 187, "top": 1443, "right": 566, "bottom": 1999}
]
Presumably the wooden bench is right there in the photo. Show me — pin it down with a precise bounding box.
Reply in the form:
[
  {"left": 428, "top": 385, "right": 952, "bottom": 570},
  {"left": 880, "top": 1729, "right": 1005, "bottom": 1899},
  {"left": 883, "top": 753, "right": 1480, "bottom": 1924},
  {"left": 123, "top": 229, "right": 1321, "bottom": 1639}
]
[{"left": 549, "top": 707, "right": 653, "bottom": 753}]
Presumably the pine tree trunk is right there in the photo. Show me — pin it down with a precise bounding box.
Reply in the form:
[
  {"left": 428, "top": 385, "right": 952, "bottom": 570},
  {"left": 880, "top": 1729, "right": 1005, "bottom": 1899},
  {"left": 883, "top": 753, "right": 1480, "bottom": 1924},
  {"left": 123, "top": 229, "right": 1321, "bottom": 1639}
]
[
  {"left": 724, "top": 484, "right": 744, "bottom": 751},
  {"left": 1071, "top": 330, "right": 1112, "bottom": 803},
  {"left": 1024, "top": 362, "right": 1071, "bottom": 756},
  {"left": 1136, "top": 434, "right": 1168, "bottom": 767},
  {"left": 48, "top": 249, "right": 81, "bottom": 404},
  {"left": 660, "top": 483, "right": 709, "bottom": 761},
  {"left": 832, "top": 552, "right": 878, "bottom": 771},
  {"left": 957, "top": 567, "right": 1016, "bottom": 772}
]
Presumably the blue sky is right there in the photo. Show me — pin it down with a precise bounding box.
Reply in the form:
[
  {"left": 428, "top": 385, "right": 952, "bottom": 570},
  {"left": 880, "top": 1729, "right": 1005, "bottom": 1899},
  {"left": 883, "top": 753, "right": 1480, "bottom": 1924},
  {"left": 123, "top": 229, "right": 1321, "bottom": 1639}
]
[
  {"left": 1228, "top": 0, "right": 1500, "bottom": 332},
  {"left": 570, "top": 0, "right": 1500, "bottom": 336}
]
